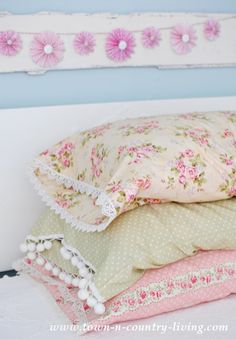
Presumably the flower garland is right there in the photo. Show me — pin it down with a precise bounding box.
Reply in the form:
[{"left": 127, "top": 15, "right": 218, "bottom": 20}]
[{"left": 0, "top": 18, "right": 223, "bottom": 68}]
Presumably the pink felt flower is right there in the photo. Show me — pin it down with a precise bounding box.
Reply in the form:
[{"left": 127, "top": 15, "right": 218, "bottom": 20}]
[
  {"left": 141, "top": 27, "right": 161, "bottom": 49},
  {"left": 30, "top": 31, "right": 65, "bottom": 68},
  {"left": 170, "top": 24, "right": 197, "bottom": 55},
  {"left": 204, "top": 19, "right": 220, "bottom": 41},
  {"left": 105, "top": 28, "right": 135, "bottom": 63},
  {"left": 0, "top": 30, "right": 22, "bottom": 56},
  {"left": 73, "top": 32, "right": 96, "bottom": 55}
]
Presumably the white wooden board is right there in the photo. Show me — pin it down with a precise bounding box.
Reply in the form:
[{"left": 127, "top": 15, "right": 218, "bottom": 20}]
[{"left": 0, "top": 12, "right": 235, "bottom": 74}]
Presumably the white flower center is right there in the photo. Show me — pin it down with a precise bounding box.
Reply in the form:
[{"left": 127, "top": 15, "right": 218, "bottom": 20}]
[
  {"left": 44, "top": 44, "right": 53, "bottom": 55},
  {"left": 7, "top": 39, "right": 13, "bottom": 46},
  {"left": 118, "top": 40, "right": 127, "bottom": 50},
  {"left": 182, "top": 34, "right": 190, "bottom": 43}
]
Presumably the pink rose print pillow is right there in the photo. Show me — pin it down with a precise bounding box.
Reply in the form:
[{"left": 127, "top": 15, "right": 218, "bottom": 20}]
[
  {"left": 31, "top": 111, "right": 236, "bottom": 232},
  {"left": 19, "top": 250, "right": 236, "bottom": 333}
]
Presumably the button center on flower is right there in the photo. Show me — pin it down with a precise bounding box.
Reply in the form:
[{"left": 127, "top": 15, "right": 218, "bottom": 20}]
[
  {"left": 118, "top": 40, "right": 127, "bottom": 50},
  {"left": 44, "top": 44, "right": 54, "bottom": 54},
  {"left": 7, "top": 39, "right": 13, "bottom": 46},
  {"left": 182, "top": 34, "right": 190, "bottom": 43}
]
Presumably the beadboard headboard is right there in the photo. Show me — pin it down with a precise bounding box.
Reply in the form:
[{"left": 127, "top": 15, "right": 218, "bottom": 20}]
[{"left": 1, "top": 96, "right": 236, "bottom": 271}]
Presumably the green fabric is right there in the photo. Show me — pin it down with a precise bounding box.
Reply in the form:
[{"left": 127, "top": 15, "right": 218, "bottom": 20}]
[{"left": 30, "top": 198, "right": 236, "bottom": 301}]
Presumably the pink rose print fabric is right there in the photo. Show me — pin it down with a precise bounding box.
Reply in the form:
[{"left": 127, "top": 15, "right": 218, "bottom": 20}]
[{"left": 31, "top": 111, "right": 236, "bottom": 232}]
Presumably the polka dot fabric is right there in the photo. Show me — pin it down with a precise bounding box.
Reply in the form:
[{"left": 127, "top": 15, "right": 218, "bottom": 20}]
[{"left": 29, "top": 198, "right": 236, "bottom": 301}]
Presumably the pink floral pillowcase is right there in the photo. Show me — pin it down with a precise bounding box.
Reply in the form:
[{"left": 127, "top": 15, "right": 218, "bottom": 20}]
[
  {"left": 31, "top": 111, "right": 236, "bottom": 232},
  {"left": 21, "top": 249, "right": 236, "bottom": 333}
]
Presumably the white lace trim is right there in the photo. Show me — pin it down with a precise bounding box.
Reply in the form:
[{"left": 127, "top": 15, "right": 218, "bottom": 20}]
[
  {"left": 28, "top": 159, "right": 117, "bottom": 232},
  {"left": 26, "top": 233, "right": 96, "bottom": 272},
  {"left": 12, "top": 259, "right": 89, "bottom": 334},
  {"left": 28, "top": 161, "right": 116, "bottom": 232}
]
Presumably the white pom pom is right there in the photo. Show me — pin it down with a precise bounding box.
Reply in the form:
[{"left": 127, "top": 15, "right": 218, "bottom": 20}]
[
  {"left": 27, "top": 252, "right": 36, "bottom": 260},
  {"left": 94, "top": 292, "right": 103, "bottom": 303},
  {"left": 44, "top": 241, "right": 52, "bottom": 250},
  {"left": 60, "top": 247, "right": 72, "bottom": 260},
  {"left": 72, "top": 278, "right": 80, "bottom": 287},
  {"left": 20, "top": 243, "right": 28, "bottom": 253},
  {"left": 52, "top": 267, "right": 60, "bottom": 276},
  {"left": 79, "top": 267, "right": 89, "bottom": 278},
  {"left": 64, "top": 251, "right": 72, "bottom": 260},
  {"left": 60, "top": 247, "right": 66, "bottom": 255},
  {"left": 87, "top": 296, "right": 98, "bottom": 308},
  {"left": 78, "top": 278, "right": 87, "bottom": 289},
  {"left": 27, "top": 243, "right": 36, "bottom": 252},
  {"left": 76, "top": 261, "right": 85, "bottom": 269},
  {"left": 89, "top": 282, "right": 95, "bottom": 290},
  {"left": 59, "top": 272, "right": 66, "bottom": 281},
  {"left": 36, "top": 243, "right": 45, "bottom": 252},
  {"left": 44, "top": 262, "right": 53, "bottom": 271},
  {"left": 64, "top": 275, "right": 72, "bottom": 285},
  {"left": 94, "top": 303, "right": 105, "bottom": 315},
  {"left": 36, "top": 257, "right": 45, "bottom": 266},
  {"left": 77, "top": 289, "right": 89, "bottom": 301},
  {"left": 71, "top": 256, "right": 79, "bottom": 266}
]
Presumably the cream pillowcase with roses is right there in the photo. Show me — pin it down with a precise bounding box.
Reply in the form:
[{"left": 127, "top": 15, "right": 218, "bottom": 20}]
[{"left": 31, "top": 111, "right": 236, "bottom": 232}]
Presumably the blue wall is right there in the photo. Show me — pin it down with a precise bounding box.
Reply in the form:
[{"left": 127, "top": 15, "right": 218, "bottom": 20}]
[{"left": 0, "top": 0, "right": 236, "bottom": 109}]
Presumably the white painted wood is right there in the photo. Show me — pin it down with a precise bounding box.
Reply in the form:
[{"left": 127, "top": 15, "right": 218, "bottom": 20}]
[
  {"left": 1, "top": 96, "right": 236, "bottom": 271},
  {"left": 0, "top": 12, "right": 235, "bottom": 73}
]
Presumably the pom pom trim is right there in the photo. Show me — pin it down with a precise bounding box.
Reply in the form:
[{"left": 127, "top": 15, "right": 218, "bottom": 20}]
[{"left": 19, "top": 236, "right": 104, "bottom": 314}]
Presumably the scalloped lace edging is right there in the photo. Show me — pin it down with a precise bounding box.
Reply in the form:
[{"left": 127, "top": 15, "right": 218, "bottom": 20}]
[{"left": 28, "top": 159, "right": 117, "bottom": 232}]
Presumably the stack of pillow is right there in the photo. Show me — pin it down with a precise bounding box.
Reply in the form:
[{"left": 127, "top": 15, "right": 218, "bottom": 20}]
[{"left": 16, "top": 110, "right": 236, "bottom": 333}]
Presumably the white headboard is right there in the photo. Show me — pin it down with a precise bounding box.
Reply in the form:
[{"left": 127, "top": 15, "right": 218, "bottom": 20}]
[{"left": 1, "top": 96, "right": 236, "bottom": 271}]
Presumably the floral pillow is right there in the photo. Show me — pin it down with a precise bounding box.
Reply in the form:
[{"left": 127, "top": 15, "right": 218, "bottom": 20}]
[
  {"left": 31, "top": 111, "right": 236, "bottom": 232},
  {"left": 17, "top": 249, "right": 236, "bottom": 333},
  {"left": 19, "top": 198, "right": 236, "bottom": 314}
]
